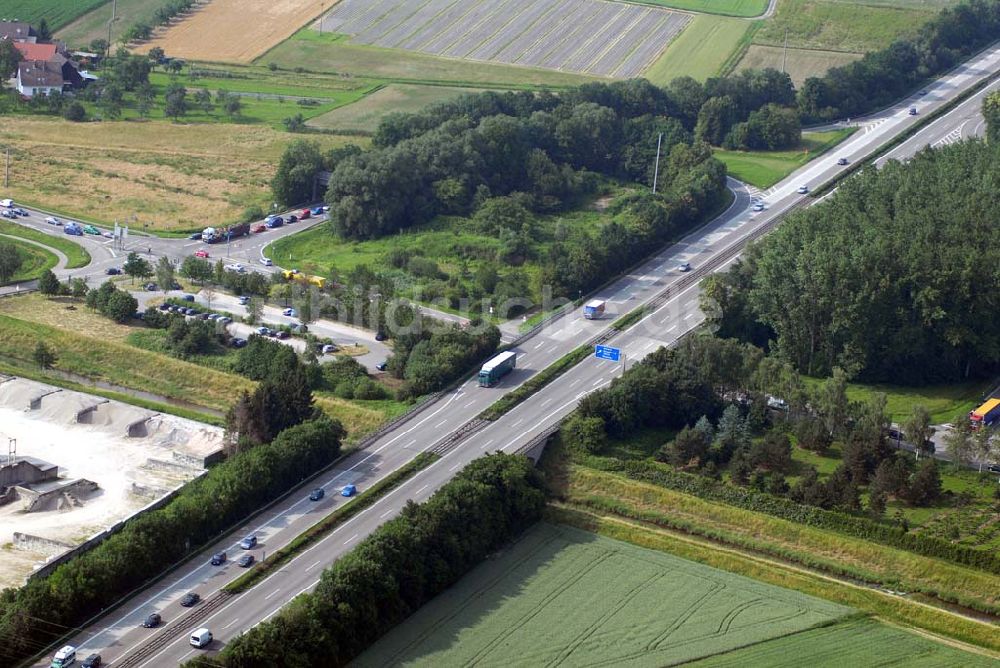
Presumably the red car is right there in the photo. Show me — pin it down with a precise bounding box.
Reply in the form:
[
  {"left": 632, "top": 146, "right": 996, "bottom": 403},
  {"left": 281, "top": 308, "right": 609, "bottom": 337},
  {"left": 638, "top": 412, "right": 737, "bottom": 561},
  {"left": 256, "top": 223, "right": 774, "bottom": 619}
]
[
  {"left": 252, "top": 224, "right": 266, "bottom": 233},
  {"left": 300, "top": 209, "right": 311, "bottom": 220},
  {"left": 194, "top": 250, "right": 209, "bottom": 258}
]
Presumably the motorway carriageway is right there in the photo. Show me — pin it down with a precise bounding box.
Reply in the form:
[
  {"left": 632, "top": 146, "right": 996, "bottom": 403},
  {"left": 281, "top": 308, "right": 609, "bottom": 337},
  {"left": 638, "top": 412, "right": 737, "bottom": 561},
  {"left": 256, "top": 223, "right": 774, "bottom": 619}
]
[{"left": 38, "top": 41, "right": 1000, "bottom": 667}]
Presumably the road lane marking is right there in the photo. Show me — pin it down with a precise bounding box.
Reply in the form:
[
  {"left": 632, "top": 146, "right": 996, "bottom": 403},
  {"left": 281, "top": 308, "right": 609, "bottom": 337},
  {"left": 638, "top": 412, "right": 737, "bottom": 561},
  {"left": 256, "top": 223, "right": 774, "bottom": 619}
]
[
  {"left": 415, "top": 484, "right": 429, "bottom": 495},
  {"left": 222, "top": 618, "right": 240, "bottom": 630},
  {"left": 264, "top": 588, "right": 281, "bottom": 600},
  {"left": 344, "top": 533, "right": 358, "bottom": 545},
  {"left": 435, "top": 419, "right": 447, "bottom": 428},
  {"left": 380, "top": 509, "right": 394, "bottom": 519},
  {"left": 305, "top": 560, "right": 321, "bottom": 571}
]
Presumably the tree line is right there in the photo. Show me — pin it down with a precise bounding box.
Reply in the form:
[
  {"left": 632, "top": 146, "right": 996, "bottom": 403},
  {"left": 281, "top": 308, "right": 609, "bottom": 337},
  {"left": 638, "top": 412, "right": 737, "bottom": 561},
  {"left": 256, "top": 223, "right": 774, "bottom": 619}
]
[
  {"left": 704, "top": 138, "right": 1000, "bottom": 384},
  {"left": 186, "top": 453, "right": 546, "bottom": 668},
  {"left": 0, "top": 413, "right": 344, "bottom": 665}
]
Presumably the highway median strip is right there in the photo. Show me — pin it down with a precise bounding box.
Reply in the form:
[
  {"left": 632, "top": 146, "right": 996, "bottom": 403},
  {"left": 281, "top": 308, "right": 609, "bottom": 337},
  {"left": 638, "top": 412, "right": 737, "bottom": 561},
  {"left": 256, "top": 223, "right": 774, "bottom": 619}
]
[{"left": 223, "top": 451, "right": 440, "bottom": 594}]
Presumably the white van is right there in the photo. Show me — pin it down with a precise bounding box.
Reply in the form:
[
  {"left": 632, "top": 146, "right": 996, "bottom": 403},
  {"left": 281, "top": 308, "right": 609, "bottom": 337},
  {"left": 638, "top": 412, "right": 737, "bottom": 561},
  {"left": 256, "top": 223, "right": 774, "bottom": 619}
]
[
  {"left": 50, "top": 645, "right": 76, "bottom": 667},
  {"left": 0, "top": 199, "right": 12, "bottom": 208},
  {"left": 190, "top": 627, "right": 213, "bottom": 648}
]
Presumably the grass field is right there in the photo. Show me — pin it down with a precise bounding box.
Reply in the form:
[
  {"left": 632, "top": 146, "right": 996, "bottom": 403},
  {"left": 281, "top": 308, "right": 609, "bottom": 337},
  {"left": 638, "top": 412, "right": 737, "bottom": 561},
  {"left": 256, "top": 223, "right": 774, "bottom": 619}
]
[
  {"left": 0, "top": 116, "right": 353, "bottom": 231},
  {"left": 355, "top": 522, "right": 852, "bottom": 667},
  {"left": 624, "top": 0, "right": 768, "bottom": 16},
  {"left": 0, "top": 237, "right": 57, "bottom": 285},
  {"left": 689, "top": 616, "right": 995, "bottom": 666},
  {"left": 0, "top": 0, "right": 107, "bottom": 29},
  {"left": 56, "top": 0, "right": 172, "bottom": 48},
  {"left": 753, "top": 0, "right": 936, "bottom": 53},
  {"left": 264, "top": 31, "right": 598, "bottom": 87},
  {"left": 644, "top": 16, "right": 750, "bottom": 84},
  {"left": 736, "top": 45, "right": 862, "bottom": 86},
  {"left": 0, "top": 220, "right": 90, "bottom": 268},
  {"left": 306, "top": 84, "right": 485, "bottom": 133},
  {"left": 714, "top": 129, "right": 854, "bottom": 188}
]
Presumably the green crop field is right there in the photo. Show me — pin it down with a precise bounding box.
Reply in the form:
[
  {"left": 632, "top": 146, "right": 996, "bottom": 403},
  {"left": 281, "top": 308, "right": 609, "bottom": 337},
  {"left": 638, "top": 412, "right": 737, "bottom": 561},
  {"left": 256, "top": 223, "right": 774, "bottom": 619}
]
[
  {"left": 687, "top": 616, "right": 997, "bottom": 666},
  {"left": 714, "top": 129, "right": 854, "bottom": 189},
  {"left": 0, "top": 237, "right": 57, "bottom": 285},
  {"left": 262, "top": 31, "right": 596, "bottom": 88},
  {"left": 644, "top": 16, "right": 750, "bottom": 84},
  {"left": 355, "top": 522, "right": 852, "bottom": 667},
  {"left": 753, "top": 0, "right": 936, "bottom": 53},
  {"left": 626, "top": 0, "right": 768, "bottom": 17},
  {"left": 0, "top": 0, "right": 107, "bottom": 29},
  {"left": 307, "top": 84, "right": 486, "bottom": 134},
  {"left": 57, "top": 0, "right": 181, "bottom": 49}
]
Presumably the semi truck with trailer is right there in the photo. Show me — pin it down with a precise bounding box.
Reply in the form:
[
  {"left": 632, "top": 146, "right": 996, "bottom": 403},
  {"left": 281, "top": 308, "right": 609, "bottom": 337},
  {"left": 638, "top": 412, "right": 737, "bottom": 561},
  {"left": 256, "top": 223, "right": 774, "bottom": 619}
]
[
  {"left": 479, "top": 351, "right": 517, "bottom": 387},
  {"left": 583, "top": 300, "right": 606, "bottom": 319},
  {"left": 202, "top": 222, "right": 250, "bottom": 244},
  {"left": 969, "top": 398, "right": 1000, "bottom": 429}
]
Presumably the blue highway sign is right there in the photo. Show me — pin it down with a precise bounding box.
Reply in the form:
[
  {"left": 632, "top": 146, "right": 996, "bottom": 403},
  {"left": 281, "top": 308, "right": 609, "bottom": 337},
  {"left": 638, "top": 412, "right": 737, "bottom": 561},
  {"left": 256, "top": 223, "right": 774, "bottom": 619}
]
[{"left": 595, "top": 345, "right": 621, "bottom": 362}]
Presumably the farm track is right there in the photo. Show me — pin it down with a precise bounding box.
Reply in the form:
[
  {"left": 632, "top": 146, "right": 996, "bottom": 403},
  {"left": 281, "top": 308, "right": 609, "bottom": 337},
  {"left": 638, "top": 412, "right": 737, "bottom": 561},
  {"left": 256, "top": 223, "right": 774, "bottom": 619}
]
[{"left": 319, "top": 0, "right": 691, "bottom": 77}]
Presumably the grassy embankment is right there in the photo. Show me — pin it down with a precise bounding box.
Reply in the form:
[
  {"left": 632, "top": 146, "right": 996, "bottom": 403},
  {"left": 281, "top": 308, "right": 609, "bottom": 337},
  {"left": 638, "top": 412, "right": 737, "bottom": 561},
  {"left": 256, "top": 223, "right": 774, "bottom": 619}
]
[
  {"left": 0, "top": 294, "right": 405, "bottom": 435},
  {"left": 0, "top": 220, "right": 91, "bottom": 268},
  {"left": 714, "top": 129, "right": 854, "bottom": 188},
  {"left": 0, "top": 237, "right": 58, "bottom": 284}
]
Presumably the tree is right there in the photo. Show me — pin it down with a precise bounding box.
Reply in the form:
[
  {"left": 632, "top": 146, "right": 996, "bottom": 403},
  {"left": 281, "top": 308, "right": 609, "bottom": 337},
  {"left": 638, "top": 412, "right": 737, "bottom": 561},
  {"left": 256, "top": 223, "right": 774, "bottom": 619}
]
[
  {"left": 62, "top": 101, "right": 86, "bottom": 122},
  {"left": 943, "top": 417, "right": 974, "bottom": 469},
  {"left": 123, "top": 252, "right": 152, "bottom": 284},
  {"left": 97, "top": 83, "right": 124, "bottom": 119},
  {"left": 147, "top": 47, "right": 165, "bottom": 65},
  {"left": 903, "top": 405, "right": 935, "bottom": 460},
  {"left": 203, "top": 283, "right": 216, "bottom": 310},
  {"left": 661, "top": 424, "right": 710, "bottom": 467},
  {"left": 194, "top": 88, "right": 213, "bottom": 114},
  {"left": 295, "top": 288, "right": 315, "bottom": 328},
  {"left": 166, "top": 59, "right": 183, "bottom": 75},
  {"left": 33, "top": 341, "right": 57, "bottom": 369},
  {"left": 971, "top": 425, "right": 995, "bottom": 472},
  {"left": 105, "top": 290, "right": 138, "bottom": 323},
  {"left": 89, "top": 38, "right": 109, "bottom": 56},
  {"left": 155, "top": 256, "right": 175, "bottom": 294},
  {"left": 750, "top": 430, "right": 792, "bottom": 472},
  {"left": 164, "top": 82, "right": 187, "bottom": 120},
  {"left": 0, "top": 39, "right": 23, "bottom": 80},
  {"left": 0, "top": 242, "right": 24, "bottom": 283},
  {"left": 985, "top": 91, "right": 1000, "bottom": 145},
  {"left": 180, "top": 256, "right": 212, "bottom": 284},
  {"left": 69, "top": 277, "right": 89, "bottom": 298},
  {"left": 246, "top": 296, "right": 264, "bottom": 325},
  {"left": 38, "top": 269, "right": 60, "bottom": 295},
  {"left": 271, "top": 140, "right": 324, "bottom": 206},
  {"left": 908, "top": 458, "right": 942, "bottom": 506},
  {"left": 283, "top": 113, "right": 306, "bottom": 132},
  {"left": 563, "top": 415, "right": 607, "bottom": 454},
  {"left": 224, "top": 95, "right": 242, "bottom": 118},
  {"left": 694, "top": 95, "right": 737, "bottom": 146},
  {"left": 135, "top": 83, "right": 155, "bottom": 118},
  {"left": 37, "top": 19, "right": 52, "bottom": 41},
  {"left": 814, "top": 367, "right": 850, "bottom": 439}
]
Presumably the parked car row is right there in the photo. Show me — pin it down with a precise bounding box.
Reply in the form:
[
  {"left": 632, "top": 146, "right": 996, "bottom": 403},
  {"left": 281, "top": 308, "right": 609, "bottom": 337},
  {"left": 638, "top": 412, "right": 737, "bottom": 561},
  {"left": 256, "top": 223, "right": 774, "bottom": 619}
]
[{"left": 157, "top": 301, "right": 233, "bottom": 325}]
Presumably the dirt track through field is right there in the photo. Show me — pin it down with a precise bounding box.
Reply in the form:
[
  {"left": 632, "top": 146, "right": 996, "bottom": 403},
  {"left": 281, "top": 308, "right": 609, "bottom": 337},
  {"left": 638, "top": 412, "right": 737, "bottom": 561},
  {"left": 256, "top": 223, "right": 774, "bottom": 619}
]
[{"left": 135, "top": 0, "right": 334, "bottom": 63}]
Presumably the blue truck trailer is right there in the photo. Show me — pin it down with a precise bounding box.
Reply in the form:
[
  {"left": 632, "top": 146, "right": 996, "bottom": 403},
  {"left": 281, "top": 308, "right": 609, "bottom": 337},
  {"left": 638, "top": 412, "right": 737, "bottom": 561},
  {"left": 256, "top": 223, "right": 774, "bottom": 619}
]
[{"left": 479, "top": 351, "right": 516, "bottom": 387}]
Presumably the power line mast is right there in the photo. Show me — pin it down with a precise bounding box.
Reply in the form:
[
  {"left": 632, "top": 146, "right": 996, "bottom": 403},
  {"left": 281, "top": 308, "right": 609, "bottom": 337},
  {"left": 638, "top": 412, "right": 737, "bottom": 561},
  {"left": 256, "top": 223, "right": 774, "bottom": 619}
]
[{"left": 651, "top": 133, "right": 663, "bottom": 194}]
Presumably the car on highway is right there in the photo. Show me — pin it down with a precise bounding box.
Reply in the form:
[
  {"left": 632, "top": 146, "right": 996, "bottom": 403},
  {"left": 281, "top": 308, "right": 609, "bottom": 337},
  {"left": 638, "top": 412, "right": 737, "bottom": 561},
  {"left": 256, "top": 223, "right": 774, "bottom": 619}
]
[
  {"left": 190, "top": 628, "right": 213, "bottom": 649},
  {"left": 837, "top": 157, "right": 849, "bottom": 166},
  {"left": 102, "top": 230, "right": 114, "bottom": 238},
  {"left": 144, "top": 283, "right": 157, "bottom": 291},
  {"left": 252, "top": 223, "right": 266, "bottom": 233},
  {"left": 341, "top": 484, "right": 357, "bottom": 497},
  {"left": 678, "top": 262, "right": 691, "bottom": 272},
  {"left": 105, "top": 267, "right": 121, "bottom": 275},
  {"left": 287, "top": 214, "right": 298, "bottom": 223},
  {"left": 239, "top": 534, "right": 257, "bottom": 549},
  {"left": 230, "top": 337, "right": 247, "bottom": 348},
  {"left": 375, "top": 330, "right": 387, "bottom": 341},
  {"left": 210, "top": 551, "right": 227, "bottom": 565},
  {"left": 83, "top": 225, "right": 100, "bottom": 235},
  {"left": 238, "top": 295, "right": 250, "bottom": 305},
  {"left": 81, "top": 653, "right": 102, "bottom": 668},
  {"left": 51, "top": 646, "right": 76, "bottom": 668},
  {"left": 182, "top": 294, "right": 195, "bottom": 302},
  {"left": 194, "top": 249, "right": 209, "bottom": 258},
  {"left": 224, "top": 263, "right": 246, "bottom": 273},
  {"left": 256, "top": 326, "right": 271, "bottom": 336},
  {"left": 188, "top": 232, "right": 202, "bottom": 240},
  {"left": 45, "top": 216, "right": 61, "bottom": 226},
  {"left": 321, "top": 344, "right": 338, "bottom": 354},
  {"left": 180, "top": 592, "right": 201, "bottom": 607},
  {"left": 988, "top": 464, "right": 1000, "bottom": 473},
  {"left": 796, "top": 185, "right": 809, "bottom": 194},
  {"left": 0, "top": 209, "right": 14, "bottom": 219},
  {"left": 276, "top": 330, "right": 290, "bottom": 340},
  {"left": 282, "top": 307, "right": 296, "bottom": 317},
  {"left": 752, "top": 202, "right": 764, "bottom": 212},
  {"left": 309, "top": 488, "right": 325, "bottom": 501},
  {"left": 375, "top": 362, "right": 387, "bottom": 372},
  {"left": 141, "top": 613, "right": 161, "bottom": 628},
  {"left": 0, "top": 198, "right": 11, "bottom": 208},
  {"left": 13, "top": 207, "right": 28, "bottom": 216},
  {"left": 261, "top": 257, "right": 273, "bottom": 266},
  {"left": 264, "top": 215, "right": 284, "bottom": 228},
  {"left": 238, "top": 554, "right": 255, "bottom": 568},
  {"left": 311, "top": 206, "right": 324, "bottom": 216},
  {"left": 909, "top": 107, "right": 918, "bottom": 115}
]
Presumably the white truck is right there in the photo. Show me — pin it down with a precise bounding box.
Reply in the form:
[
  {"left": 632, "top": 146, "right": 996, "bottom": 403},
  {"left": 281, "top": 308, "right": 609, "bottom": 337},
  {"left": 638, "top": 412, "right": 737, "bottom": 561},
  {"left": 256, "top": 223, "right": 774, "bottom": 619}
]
[{"left": 583, "top": 300, "right": 606, "bottom": 320}]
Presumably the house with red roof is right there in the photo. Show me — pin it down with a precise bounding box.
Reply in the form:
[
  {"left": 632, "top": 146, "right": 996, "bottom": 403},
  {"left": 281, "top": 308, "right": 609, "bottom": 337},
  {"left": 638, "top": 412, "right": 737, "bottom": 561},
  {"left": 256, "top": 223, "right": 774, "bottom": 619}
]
[{"left": 3, "top": 24, "right": 83, "bottom": 98}]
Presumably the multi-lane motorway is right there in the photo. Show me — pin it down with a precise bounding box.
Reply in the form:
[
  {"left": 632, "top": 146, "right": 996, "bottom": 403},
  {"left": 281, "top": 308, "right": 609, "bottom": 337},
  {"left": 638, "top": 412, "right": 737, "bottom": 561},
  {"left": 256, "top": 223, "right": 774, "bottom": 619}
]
[{"left": 25, "top": 42, "right": 1000, "bottom": 666}]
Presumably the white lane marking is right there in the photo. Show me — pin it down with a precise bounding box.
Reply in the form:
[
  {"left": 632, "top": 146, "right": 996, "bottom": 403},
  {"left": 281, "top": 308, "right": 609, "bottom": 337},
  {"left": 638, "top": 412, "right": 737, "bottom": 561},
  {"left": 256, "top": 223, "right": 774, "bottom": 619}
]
[
  {"left": 222, "top": 618, "right": 240, "bottom": 630},
  {"left": 512, "top": 418, "right": 523, "bottom": 427},
  {"left": 464, "top": 400, "right": 476, "bottom": 408},
  {"left": 592, "top": 378, "right": 604, "bottom": 387},
  {"left": 666, "top": 325, "right": 677, "bottom": 332},
  {"left": 569, "top": 378, "right": 582, "bottom": 387},
  {"left": 305, "top": 560, "right": 321, "bottom": 571},
  {"left": 380, "top": 509, "right": 394, "bottom": 519},
  {"left": 534, "top": 341, "right": 545, "bottom": 349},
  {"left": 415, "top": 485, "right": 429, "bottom": 496},
  {"left": 405, "top": 438, "right": 417, "bottom": 448},
  {"left": 449, "top": 463, "right": 462, "bottom": 472},
  {"left": 264, "top": 588, "right": 281, "bottom": 600},
  {"left": 540, "top": 397, "right": 552, "bottom": 407},
  {"left": 434, "top": 419, "right": 447, "bottom": 428},
  {"left": 344, "top": 533, "right": 358, "bottom": 545}
]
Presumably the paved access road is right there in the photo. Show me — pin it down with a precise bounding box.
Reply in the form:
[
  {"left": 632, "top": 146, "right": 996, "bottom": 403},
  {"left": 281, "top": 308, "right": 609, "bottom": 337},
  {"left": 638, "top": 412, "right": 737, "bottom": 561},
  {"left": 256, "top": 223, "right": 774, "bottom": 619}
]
[{"left": 33, "top": 42, "right": 1000, "bottom": 667}]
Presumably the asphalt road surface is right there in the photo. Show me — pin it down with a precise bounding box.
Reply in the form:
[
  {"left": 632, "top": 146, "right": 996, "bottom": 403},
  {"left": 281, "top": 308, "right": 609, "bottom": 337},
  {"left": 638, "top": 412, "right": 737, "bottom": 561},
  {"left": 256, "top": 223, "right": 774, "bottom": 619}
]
[{"left": 27, "top": 42, "right": 1000, "bottom": 667}]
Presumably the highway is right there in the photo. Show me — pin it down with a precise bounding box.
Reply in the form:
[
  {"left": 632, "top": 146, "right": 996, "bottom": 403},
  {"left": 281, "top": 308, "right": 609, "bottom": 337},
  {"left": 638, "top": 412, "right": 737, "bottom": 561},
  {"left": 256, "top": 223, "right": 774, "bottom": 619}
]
[{"left": 26, "top": 42, "right": 1000, "bottom": 667}]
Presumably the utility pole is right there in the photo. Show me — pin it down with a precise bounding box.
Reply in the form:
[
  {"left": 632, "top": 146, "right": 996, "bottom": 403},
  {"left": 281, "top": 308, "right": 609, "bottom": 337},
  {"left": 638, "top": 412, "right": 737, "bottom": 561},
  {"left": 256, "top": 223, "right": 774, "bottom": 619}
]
[
  {"left": 4, "top": 147, "right": 9, "bottom": 188},
  {"left": 651, "top": 133, "right": 663, "bottom": 194},
  {"left": 781, "top": 28, "right": 788, "bottom": 73},
  {"left": 107, "top": 0, "right": 118, "bottom": 53}
]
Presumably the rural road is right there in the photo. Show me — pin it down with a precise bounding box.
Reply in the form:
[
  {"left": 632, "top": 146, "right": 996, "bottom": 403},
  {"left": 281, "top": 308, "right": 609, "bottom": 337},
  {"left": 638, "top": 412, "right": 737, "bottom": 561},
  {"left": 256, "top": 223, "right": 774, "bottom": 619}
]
[{"left": 37, "top": 41, "right": 1000, "bottom": 668}]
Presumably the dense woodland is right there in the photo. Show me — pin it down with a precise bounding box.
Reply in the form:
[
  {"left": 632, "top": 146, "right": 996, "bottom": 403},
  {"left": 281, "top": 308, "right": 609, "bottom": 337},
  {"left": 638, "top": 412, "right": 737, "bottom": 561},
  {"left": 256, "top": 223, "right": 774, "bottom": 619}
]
[
  {"left": 189, "top": 453, "right": 546, "bottom": 668},
  {"left": 705, "top": 139, "right": 1000, "bottom": 384}
]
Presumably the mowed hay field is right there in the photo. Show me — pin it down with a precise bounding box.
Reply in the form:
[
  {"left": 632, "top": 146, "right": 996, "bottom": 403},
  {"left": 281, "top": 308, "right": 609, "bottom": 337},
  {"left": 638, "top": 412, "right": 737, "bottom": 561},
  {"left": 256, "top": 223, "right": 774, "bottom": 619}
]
[
  {"left": 320, "top": 0, "right": 690, "bottom": 78},
  {"left": 355, "top": 522, "right": 852, "bottom": 667},
  {"left": 737, "top": 45, "right": 861, "bottom": 86},
  {"left": 58, "top": 0, "right": 190, "bottom": 49},
  {"left": 0, "top": 117, "right": 352, "bottom": 231},
  {"left": 306, "top": 84, "right": 484, "bottom": 133},
  {"left": 134, "top": 0, "right": 327, "bottom": 63}
]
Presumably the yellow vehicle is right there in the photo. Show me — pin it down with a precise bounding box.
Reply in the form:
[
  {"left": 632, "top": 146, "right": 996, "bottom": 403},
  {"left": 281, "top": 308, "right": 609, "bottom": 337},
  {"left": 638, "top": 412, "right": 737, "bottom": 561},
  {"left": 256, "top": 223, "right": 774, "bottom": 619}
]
[{"left": 282, "top": 269, "right": 325, "bottom": 289}]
